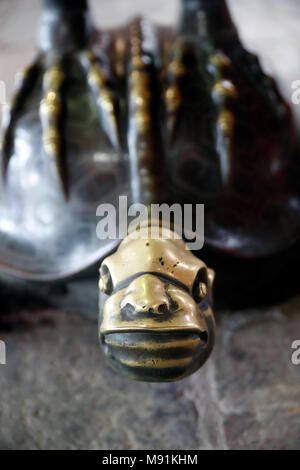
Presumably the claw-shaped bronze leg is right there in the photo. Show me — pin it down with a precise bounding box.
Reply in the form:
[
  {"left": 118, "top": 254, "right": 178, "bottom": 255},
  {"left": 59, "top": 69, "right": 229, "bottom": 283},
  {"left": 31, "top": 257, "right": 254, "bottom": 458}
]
[
  {"left": 39, "top": 61, "right": 68, "bottom": 197},
  {"left": 80, "top": 51, "right": 119, "bottom": 149},
  {"left": 210, "top": 51, "right": 237, "bottom": 185},
  {"left": 127, "top": 18, "right": 164, "bottom": 204},
  {"left": 165, "top": 41, "right": 187, "bottom": 145},
  {"left": 1, "top": 60, "right": 41, "bottom": 178}
]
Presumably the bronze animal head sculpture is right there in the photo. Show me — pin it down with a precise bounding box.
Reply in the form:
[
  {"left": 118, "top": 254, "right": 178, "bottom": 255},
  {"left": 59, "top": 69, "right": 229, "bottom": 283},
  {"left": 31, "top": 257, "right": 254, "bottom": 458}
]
[{"left": 99, "top": 221, "right": 215, "bottom": 381}]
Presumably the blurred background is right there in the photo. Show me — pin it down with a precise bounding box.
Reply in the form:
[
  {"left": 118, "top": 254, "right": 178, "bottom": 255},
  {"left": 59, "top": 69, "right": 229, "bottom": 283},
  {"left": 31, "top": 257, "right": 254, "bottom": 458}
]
[{"left": 1, "top": 0, "right": 300, "bottom": 126}]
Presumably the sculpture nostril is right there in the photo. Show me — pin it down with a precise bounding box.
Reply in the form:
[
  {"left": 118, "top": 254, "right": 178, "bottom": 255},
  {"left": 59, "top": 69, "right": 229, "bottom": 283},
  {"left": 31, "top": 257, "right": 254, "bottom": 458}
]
[
  {"left": 121, "top": 301, "right": 170, "bottom": 316},
  {"left": 157, "top": 304, "right": 169, "bottom": 315},
  {"left": 121, "top": 303, "right": 136, "bottom": 317}
]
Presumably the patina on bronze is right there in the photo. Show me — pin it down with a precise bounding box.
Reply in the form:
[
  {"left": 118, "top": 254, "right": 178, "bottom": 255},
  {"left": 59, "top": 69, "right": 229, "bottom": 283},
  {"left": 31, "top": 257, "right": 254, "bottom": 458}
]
[{"left": 99, "top": 220, "right": 215, "bottom": 382}]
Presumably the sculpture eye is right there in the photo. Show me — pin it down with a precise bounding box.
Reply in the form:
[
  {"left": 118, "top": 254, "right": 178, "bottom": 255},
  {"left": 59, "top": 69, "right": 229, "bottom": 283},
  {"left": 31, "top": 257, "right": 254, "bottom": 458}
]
[
  {"left": 99, "top": 264, "right": 113, "bottom": 295},
  {"left": 192, "top": 267, "right": 208, "bottom": 303}
]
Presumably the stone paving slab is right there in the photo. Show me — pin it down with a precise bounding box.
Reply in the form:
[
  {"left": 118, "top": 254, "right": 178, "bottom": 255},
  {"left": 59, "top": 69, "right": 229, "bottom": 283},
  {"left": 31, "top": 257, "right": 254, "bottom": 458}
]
[{"left": 0, "top": 295, "right": 299, "bottom": 450}]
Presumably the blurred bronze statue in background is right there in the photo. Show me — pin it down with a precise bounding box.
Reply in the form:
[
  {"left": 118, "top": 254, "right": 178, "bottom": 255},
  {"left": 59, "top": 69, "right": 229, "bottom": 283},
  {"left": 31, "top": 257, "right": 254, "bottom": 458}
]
[{"left": 0, "top": 0, "right": 299, "bottom": 381}]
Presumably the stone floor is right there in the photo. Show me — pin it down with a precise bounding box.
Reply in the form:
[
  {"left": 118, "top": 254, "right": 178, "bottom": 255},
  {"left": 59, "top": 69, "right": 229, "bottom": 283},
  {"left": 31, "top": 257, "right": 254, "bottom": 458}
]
[
  {"left": 0, "top": 0, "right": 300, "bottom": 450},
  {"left": 0, "top": 294, "right": 300, "bottom": 450}
]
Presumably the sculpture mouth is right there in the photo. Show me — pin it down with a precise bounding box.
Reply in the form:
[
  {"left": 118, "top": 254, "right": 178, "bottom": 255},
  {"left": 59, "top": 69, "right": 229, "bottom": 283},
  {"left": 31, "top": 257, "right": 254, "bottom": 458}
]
[
  {"left": 101, "top": 330, "right": 208, "bottom": 381},
  {"left": 102, "top": 328, "right": 207, "bottom": 340}
]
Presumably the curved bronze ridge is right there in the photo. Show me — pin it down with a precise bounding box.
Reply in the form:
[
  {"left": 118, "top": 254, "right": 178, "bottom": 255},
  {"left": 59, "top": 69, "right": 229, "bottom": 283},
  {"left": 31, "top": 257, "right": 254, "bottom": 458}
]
[{"left": 99, "top": 220, "right": 216, "bottom": 382}]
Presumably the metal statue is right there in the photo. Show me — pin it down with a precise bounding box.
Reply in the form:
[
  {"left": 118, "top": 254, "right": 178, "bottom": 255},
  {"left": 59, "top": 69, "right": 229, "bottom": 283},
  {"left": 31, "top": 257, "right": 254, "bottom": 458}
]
[{"left": 0, "top": 0, "right": 299, "bottom": 381}]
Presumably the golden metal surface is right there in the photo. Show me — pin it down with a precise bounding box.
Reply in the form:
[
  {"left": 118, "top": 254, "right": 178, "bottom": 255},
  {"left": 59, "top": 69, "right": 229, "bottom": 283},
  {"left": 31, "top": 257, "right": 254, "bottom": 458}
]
[
  {"left": 39, "top": 63, "right": 67, "bottom": 196},
  {"left": 209, "top": 52, "right": 237, "bottom": 185},
  {"left": 104, "top": 335, "right": 200, "bottom": 351},
  {"left": 100, "top": 278, "right": 208, "bottom": 335},
  {"left": 165, "top": 85, "right": 182, "bottom": 113},
  {"left": 114, "top": 35, "right": 127, "bottom": 79},
  {"left": 209, "top": 51, "right": 232, "bottom": 71},
  {"left": 129, "top": 25, "right": 153, "bottom": 136},
  {"left": 99, "top": 219, "right": 216, "bottom": 382},
  {"left": 83, "top": 51, "right": 119, "bottom": 149},
  {"left": 119, "top": 356, "right": 193, "bottom": 369},
  {"left": 165, "top": 45, "right": 187, "bottom": 143},
  {"left": 127, "top": 18, "right": 163, "bottom": 204},
  {"left": 213, "top": 80, "right": 237, "bottom": 101},
  {"left": 159, "top": 30, "right": 175, "bottom": 82},
  {"left": 168, "top": 60, "right": 187, "bottom": 77},
  {"left": 101, "top": 222, "right": 207, "bottom": 293},
  {"left": 218, "top": 109, "right": 235, "bottom": 136}
]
